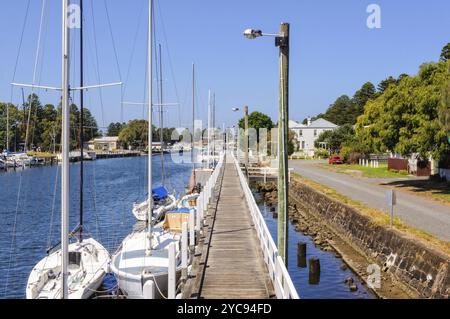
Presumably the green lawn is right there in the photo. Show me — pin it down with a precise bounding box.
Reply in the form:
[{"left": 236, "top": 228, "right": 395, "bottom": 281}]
[
  {"left": 319, "top": 163, "right": 411, "bottom": 179},
  {"left": 27, "top": 151, "right": 57, "bottom": 158}
]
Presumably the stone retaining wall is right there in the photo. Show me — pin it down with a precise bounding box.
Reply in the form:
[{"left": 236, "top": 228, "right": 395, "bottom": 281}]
[{"left": 290, "top": 180, "right": 449, "bottom": 299}]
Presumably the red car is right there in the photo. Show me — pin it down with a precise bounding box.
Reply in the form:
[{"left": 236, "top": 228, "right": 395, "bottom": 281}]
[{"left": 328, "top": 155, "right": 343, "bottom": 165}]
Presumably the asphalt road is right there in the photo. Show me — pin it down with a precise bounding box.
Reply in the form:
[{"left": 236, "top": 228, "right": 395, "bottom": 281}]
[{"left": 289, "top": 160, "right": 450, "bottom": 242}]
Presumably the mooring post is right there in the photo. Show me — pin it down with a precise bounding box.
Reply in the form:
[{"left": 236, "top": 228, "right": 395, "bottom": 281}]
[
  {"left": 143, "top": 280, "right": 155, "bottom": 299},
  {"left": 297, "top": 241, "right": 307, "bottom": 268},
  {"left": 168, "top": 242, "right": 176, "bottom": 299},
  {"left": 309, "top": 257, "right": 321, "bottom": 285}
]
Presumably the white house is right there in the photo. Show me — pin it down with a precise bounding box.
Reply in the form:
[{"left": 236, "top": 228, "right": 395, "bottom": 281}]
[
  {"left": 289, "top": 118, "right": 338, "bottom": 157},
  {"left": 87, "top": 136, "right": 119, "bottom": 152}
]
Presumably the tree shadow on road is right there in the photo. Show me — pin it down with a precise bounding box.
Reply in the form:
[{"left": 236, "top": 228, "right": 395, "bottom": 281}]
[{"left": 381, "top": 176, "right": 450, "bottom": 203}]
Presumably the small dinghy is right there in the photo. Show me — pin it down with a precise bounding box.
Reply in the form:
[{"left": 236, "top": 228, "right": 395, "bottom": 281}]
[
  {"left": 132, "top": 186, "right": 177, "bottom": 222},
  {"left": 26, "top": 238, "right": 110, "bottom": 299}
]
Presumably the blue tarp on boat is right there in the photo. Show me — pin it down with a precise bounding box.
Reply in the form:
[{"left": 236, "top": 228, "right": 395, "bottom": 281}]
[
  {"left": 102, "top": 273, "right": 118, "bottom": 295},
  {"left": 167, "top": 208, "right": 191, "bottom": 214},
  {"left": 152, "top": 186, "right": 169, "bottom": 201}
]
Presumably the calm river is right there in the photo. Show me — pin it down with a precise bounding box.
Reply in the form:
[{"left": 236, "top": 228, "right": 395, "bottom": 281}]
[{"left": 0, "top": 155, "right": 374, "bottom": 299}]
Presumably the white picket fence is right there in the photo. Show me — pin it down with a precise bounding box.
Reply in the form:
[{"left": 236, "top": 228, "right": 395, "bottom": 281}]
[{"left": 230, "top": 152, "right": 299, "bottom": 299}]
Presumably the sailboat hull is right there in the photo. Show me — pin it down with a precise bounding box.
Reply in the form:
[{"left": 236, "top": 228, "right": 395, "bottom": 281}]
[
  {"left": 110, "top": 229, "right": 182, "bottom": 299},
  {"left": 26, "top": 238, "right": 110, "bottom": 299}
]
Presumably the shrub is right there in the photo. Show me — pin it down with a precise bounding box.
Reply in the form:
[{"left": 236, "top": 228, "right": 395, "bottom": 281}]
[
  {"left": 314, "top": 149, "right": 329, "bottom": 159},
  {"left": 340, "top": 146, "right": 352, "bottom": 162}
]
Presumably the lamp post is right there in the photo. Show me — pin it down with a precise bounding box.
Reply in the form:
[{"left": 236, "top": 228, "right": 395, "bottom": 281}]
[{"left": 243, "top": 23, "right": 290, "bottom": 266}]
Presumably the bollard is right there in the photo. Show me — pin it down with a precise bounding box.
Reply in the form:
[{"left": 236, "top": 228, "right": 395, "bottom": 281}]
[
  {"left": 168, "top": 242, "right": 176, "bottom": 299},
  {"left": 182, "top": 222, "right": 188, "bottom": 281},
  {"left": 297, "top": 242, "right": 307, "bottom": 268},
  {"left": 309, "top": 257, "right": 321, "bottom": 285},
  {"left": 143, "top": 280, "right": 155, "bottom": 299}
]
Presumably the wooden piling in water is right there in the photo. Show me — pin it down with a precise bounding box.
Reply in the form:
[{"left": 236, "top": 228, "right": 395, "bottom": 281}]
[
  {"left": 297, "top": 241, "right": 307, "bottom": 268},
  {"left": 309, "top": 257, "right": 320, "bottom": 285}
]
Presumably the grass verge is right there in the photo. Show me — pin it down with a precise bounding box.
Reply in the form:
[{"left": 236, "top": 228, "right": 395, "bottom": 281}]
[
  {"left": 318, "top": 163, "right": 411, "bottom": 179},
  {"left": 291, "top": 172, "right": 450, "bottom": 256}
]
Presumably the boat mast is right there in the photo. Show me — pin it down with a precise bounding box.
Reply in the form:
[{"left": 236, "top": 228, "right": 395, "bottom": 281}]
[
  {"left": 61, "top": 0, "right": 70, "bottom": 299},
  {"left": 192, "top": 63, "right": 196, "bottom": 188},
  {"left": 159, "top": 44, "right": 165, "bottom": 186},
  {"left": 79, "top": 0, "right": 84, "bottom": 242},
  {"left": 6, "top": 103, "right": 9, "bottom": 152},
  {"left": 147, "top": 0, "right": 153, "bottom": 254}
]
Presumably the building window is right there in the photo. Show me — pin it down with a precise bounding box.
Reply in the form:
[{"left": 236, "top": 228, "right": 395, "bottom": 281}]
[
  {"left": 314, "top": 130, "right": 317, "bottom": 137},
  {"left": 301, "top": 141, "right": 305, "bottom": 149},
  {"left": 299, "top": 130, "right": 303, "bottom": 136}
]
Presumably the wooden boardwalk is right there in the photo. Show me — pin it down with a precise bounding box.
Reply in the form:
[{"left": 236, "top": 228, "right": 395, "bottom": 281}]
[{"left": 190, "top": 161, "right": 275, "bottom": 299}]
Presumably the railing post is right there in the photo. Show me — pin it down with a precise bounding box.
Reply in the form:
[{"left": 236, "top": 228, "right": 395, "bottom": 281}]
[
  {"left": 189, "top": 209, "right": 195, "bottom": 251},
  {"left": 181, "top": 222, "right": 188, "bottom": 281},
  {"left": 168, "top": 242, "right": 176, "bottom": 299}
]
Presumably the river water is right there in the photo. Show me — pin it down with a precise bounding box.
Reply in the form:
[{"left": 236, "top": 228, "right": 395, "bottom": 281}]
[
  {"left": 251, "top": 191, "right": 375, "bottom": 299},
  {"left": 0, "top": 155, "right": 374, "bottom": 299}
]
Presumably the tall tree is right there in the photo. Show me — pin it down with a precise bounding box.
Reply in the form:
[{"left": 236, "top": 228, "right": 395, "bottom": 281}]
[
  {"left": 238, "top": 111, "right": 274, "bottom": 142},
  {"left": 322, "top": 95, "right": 355, "bottom": 126},
  {"left": 107, "top": 122, "right": 125, "bottom": 137},
  {"left": 440, "top": 43, "right": 450, "bottom": 62},
  {"left": 352, "top": 82, "right": 376, "bottom": 119},
  {"left": 118, "top": 120, "right": 149, "bottom": 149},
  {"left": 377, "top": 76, "right": 398, "bottom": 93}
]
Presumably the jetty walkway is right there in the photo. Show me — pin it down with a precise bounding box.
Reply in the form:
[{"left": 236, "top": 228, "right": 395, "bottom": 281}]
[{"left": 182, "top": 151, "right": 298, "bottom": 299}]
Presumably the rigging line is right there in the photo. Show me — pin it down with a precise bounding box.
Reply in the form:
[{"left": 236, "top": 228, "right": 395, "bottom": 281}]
[
  {"left": 102, "top": 0, "right": 124, "bottom": 123},
  {"left": 32, "top": 0, "right": 47, "bottom": 85},
  {"left": 89, "top": 0, "right": 106, "bottom": 129},
  {"left": 102, "top": 0, "right": 123, "bottom": 80},
  {"left": 45, "top": 162, "right": 60, "bottom": 266},
  {"left": 37, "top": 0, "right": 50, "bottom": 88},
  {"left": 30, "top": 0, "right": 49, "bottom": 149},
  {"left": 155, "top": 0, "right": 181, "bottom": 128},
  {"left": 3, "top": 172, "right": 24, "bottom": 296},
  {"left": 122, "top": 0, "right": 146, "bottom": 97},
  {"left": 9, "top": 0, "right": 31, "bottom": 100}
]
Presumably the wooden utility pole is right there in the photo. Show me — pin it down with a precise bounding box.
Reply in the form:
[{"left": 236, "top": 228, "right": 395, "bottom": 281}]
[
  {"left": 244, "top": 105, "right": 249, "bottom": 169},
  {"left": 277, "top": 22, "right": 290, "bottom": 267}
]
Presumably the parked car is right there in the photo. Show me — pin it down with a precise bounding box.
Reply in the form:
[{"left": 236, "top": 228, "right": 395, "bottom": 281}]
[{"left": 329, "top": 155, "right": 343, "bottom": 165}]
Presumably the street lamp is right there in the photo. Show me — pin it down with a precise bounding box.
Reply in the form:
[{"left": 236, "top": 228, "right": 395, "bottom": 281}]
[{"left": 243, "top": 23, "right": 290, "bottom": 267}]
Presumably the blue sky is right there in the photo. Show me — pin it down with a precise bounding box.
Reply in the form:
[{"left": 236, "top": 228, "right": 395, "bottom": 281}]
[{"left": 0, "top": 0, "right": 449, "bottom": 130}]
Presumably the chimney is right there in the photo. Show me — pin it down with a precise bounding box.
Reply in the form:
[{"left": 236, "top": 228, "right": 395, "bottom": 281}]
[{"left": 307, "top": 117, "right": 312, "bottom": 126}]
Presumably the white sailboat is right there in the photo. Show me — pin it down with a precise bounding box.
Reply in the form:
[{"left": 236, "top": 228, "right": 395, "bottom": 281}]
[
  {"left": 26, "top": 238, "right": 110, "bottom": 299},
  {"left": 131, "top": 44, "right": 177, "bottom": 222},
  {"left": 111, "top": 0, "right": 183, "bottom": 299},
  {"left": 26, "top": 0, "right": 110, "bottom": 299},
  {"left": 132, "top": 187, "right": 177, "bottom": 222}
]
